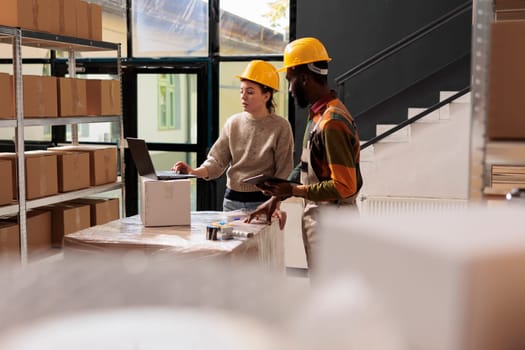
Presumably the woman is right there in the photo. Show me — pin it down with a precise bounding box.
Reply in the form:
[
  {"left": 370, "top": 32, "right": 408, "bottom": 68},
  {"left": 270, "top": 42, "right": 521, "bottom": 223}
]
[{"left": 172, "top": 60, "right": 294, "bottom": 211}]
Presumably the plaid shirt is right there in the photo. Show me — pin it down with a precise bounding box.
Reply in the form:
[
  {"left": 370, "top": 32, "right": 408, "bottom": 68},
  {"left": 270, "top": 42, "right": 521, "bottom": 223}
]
[{"left": 291, "top": 92, "right": 363, "bottom": 202}]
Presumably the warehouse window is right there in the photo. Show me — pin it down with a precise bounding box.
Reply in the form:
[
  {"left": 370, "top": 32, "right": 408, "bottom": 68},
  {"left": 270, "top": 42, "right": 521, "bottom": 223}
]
[
  {"left": 158, "top": 74, "right": 176, "bottom": 130},
  {"left": 137, "top": 73, "right": 197, "bottom": 144},
  {"left": 132, "top": 0, "right": 209, "bottom": 57},
  {"left": 219, "top": 0, "right": 289, "bottom": 55}
]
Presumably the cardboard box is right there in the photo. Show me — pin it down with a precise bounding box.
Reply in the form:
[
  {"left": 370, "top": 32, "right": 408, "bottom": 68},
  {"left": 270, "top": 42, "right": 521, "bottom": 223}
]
[
  {"left": 23, "top": 75, "right": 58, "bottom": 118},
  {"left": 55, "top": 151, "right": 91, "bottom": 192},
  {"left": 25, "top": 151, "right": 59, "bottom": 199},
  {"left": 76, "top": 0, "right": 90, "bottom": 39},
  {"left": 495, "top": 0, "right": 525, "bottom": 10},
  {"left": 88, "top": 3, "right": 103, "bottom": 41},
  {"left": 37, "top": 0, "right": 60, "bottom": 34},
  {"left": 48, "top": 145, "right": 117, "bottom": 186},
  {"left": 487, "top": 20, "right": 525, "bottom": 140},
  {"left": 0, "top": 0, "right": 37, "bottom": 31},
  {"left": 26, "top": 209, "right": 52, "bottom": 257},
  {"left": 318, "top": 206, "right": 525, "bottom": 350},
  {"left": 140, "top": 178, "right": 190, "bottom": 226},
  {"left": 58, "top": 78, "right": 87, "bottom": 117},
  {"left": 0, "top": 73, "right": 14, "bottom": 119},
  {"left": 42, "top": 202, "right": 91, "bottom": 247},
  {"left": 0, "top": 159, "right": 14, "bottom": 205},
  {"left": 58, "top": 0, "right": 78, "bottom": 37},
  {"left": 0, "top": 151, "right": 58, "bottom": 200},
  {"left": 86, "top": 80, "right": 120, "bottom": 116},
  {"left": 69, "top": 197, "right": 120, "bottom": 226},
  {"left": 0, "top": 221, "right": 19, "bottom": 263}
]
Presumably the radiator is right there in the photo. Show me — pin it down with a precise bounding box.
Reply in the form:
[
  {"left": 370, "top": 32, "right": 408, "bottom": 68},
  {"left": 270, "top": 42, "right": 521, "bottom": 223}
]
[{"left": 358, "top": 196, "right": 469, "bottom": 216}]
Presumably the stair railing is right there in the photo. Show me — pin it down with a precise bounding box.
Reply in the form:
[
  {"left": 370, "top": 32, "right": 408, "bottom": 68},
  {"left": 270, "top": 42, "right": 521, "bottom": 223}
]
[{"left": 335, "top": 1, "right": 473, "bottom": 89}]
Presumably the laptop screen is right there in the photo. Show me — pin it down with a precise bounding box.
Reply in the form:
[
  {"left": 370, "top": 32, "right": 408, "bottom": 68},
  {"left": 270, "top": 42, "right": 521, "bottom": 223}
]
[{"left": 126, "top": 137, "right": 157, "bottom": 178}]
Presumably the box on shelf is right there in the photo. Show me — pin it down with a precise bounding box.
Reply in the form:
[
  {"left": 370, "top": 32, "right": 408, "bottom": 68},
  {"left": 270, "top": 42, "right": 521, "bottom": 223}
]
[
  {"left": 0, "top": 151, "right": 58, "bottom": 200},
  {"left": 0, "top": 221, "right": 19, "bottom": 264},
  {"left": 55, "top": 151, "right": 91, "bottom": 192},
  {"left": 495, "top": 0, "right": 525, "bottom": 10},
  {"left": 48, "top": 145, "right": 118, "bottom": 186},
  {"left": 88, "top": 3, "right": 103, "bottom": 41},
  {"left": 487, "top": 19, "right": 525, "bottom": 140},
  {"left": 25, "top": 151, "right": 59, "bottom": 200},
  {"left": 23, "top": 75, "right": 58, "bottom": 118},
  {"left": 58, "top": 78, "right": 87, "bottom": 117},
  {"left": 0, "top": 73, "right": 14, "bottom": 120},
  {"left": 42, "top": 202, "right": 91, "bottom": 247},
  {"left": 140, "top": 177, "right": 190, "bottom": 227},
  {"left": 69, "top": 197, "right": 120, "bottom": 226},
  {"left": 58, "top": 0, "right": 78, "bottom": 37},
  {"left": 0, "top": 159, "right": 14, "bottom": 206},
  {"left": 26, "top": 209, "right": 53, "bottom": 257},
  {"left": 86, "top": 80, "right": 121, "bottom": 116},
  {"left": 0, "top": 0, "right": 38, "bottom": 31},
  {"left": 76, "top": 0, "right": 90, "bottom": 40},
  {"left": 37, "top": 0, "right": 60, "bottom": 34}
]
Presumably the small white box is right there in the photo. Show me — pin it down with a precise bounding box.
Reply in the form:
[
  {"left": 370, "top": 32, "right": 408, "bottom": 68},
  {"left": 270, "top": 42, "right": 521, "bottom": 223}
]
[{"left": 140, "top": 177, "right": 191, "bottom": 227}]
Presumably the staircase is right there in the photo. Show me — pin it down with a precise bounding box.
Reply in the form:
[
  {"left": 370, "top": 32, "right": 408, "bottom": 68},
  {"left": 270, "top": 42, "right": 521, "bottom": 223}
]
[{"left": 358, "top": 91, "right": 472, "bottom": 206}]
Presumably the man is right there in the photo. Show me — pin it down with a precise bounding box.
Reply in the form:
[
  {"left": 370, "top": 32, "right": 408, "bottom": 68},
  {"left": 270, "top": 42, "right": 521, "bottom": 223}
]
[{"left": 246, "top": 37, "right": 363, "bottom": 270}]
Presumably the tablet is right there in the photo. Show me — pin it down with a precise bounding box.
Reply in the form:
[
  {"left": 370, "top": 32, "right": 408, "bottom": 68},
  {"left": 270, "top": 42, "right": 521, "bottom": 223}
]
[{"left": 242, "top": 174, "right": 296, "bottom": 187}]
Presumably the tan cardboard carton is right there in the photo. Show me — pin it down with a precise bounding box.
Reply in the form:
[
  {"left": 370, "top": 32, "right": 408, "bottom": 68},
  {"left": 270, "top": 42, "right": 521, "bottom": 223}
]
[
  {"left": 48, "top": 145, "right": 117, "bottom": 186},
  {"left": 88, "top": 3, "right": 103, "bottom": 41},
  {"left": 487, "top": 20, "right": 525, "bottom": 140},
  {"left": 0, "top": 151, "right": 58, "bottom": 200},
  {"left": 42, "top": 202, "right": 90, "bottom": 247},
  {"left": 69, "top": 197, "right": 120, "bottom": 226},
  {"left": 37, "top": 0, "right": 60, "bottom": 34},
  {"left": 76, "top": 0, "right": 90, "bottom": 39},
  {"left": 25, "top": 151, "right": 59, "bottom": 199},
  {"left": 55, "top": 151, "right": 91, "bottom": 192},
  {"left": 26, "top": 209, "right": 52, "bottom": 257},
  {"left": 110, "top": 79, "right": 121, "bottom": 115},
  {"left": 0, "top": 221, "right": 19, "bottom": 263},
  {"left": 140, "top": 178, "right": 190, "bottom": 227},
  {"left": 0, "top": 0, "right": 37, "bottom": 31},
  {"left": 86, "top": 80, "right": 121, "bottom": 116},
  {"left": 0, "top": 159, "right": 14, "bottom": 206},
  {"left": 58, "top": 0, "right": 78, "bottom": 37},
  {"left": 0, "top": 153, "right": 17, "bottom": 199},
  {"left": 0, "top": 73, "right": 14, "bottom": 119},
  {"left": 58, "top": 78, "right": 87, "bottom": 117},
  {"left": 23, "top": 75, "right": 58, "bottom": 118},
  {"left": 495, "top": 0, "right": 525, "bottom": 10}
]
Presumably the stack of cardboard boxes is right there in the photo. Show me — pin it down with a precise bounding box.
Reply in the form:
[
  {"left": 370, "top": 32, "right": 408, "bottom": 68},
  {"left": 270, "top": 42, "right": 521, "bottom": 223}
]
[
  {"left": 0, "top": 73, "right": 121, "bottom": 119},
  {"left": 0, "top": 145, "right": 117, "bottom": 202},
  {"left": 1, "top": 0, "right": 103, "bottom": 40},
  {"left": 487, "top": 0, "right": 525, "bottom": 140},
  {"left": 0, "top": 197, "right": 120, "bottom": 261}
]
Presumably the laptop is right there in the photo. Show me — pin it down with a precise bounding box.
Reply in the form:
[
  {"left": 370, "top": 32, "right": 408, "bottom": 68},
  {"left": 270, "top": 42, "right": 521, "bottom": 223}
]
[{"left": 126, "top": 137, "right": 196, "bottom": 180}]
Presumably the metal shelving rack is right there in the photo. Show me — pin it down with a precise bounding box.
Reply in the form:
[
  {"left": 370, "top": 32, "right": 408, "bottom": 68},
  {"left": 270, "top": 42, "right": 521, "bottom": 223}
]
[
  {"left": 469, "top": 0, "right": 525, "bottom": 199},
  {"left": 0, "top": 25, "right": 125, "bottom": 265}
]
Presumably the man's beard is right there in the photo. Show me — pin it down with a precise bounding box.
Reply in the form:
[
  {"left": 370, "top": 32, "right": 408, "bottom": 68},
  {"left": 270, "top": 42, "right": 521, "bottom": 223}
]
[{"left": 293, "top": 84, "right": 309, "bottom": 109}]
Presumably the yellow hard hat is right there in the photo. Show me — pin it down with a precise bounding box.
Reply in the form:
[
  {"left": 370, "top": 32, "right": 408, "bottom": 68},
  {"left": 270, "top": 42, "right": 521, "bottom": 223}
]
[
  {"left": 236, "top": 60, "right": 279, "bottom": 91},
  {"left": 278, "top": 37, "right": 332, "bottom": 72}
]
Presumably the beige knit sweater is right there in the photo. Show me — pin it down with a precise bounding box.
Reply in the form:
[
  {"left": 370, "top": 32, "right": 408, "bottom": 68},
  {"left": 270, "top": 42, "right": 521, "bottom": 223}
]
[{"left": 201, "top": 112, "right": 294, "bottom": 192}]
